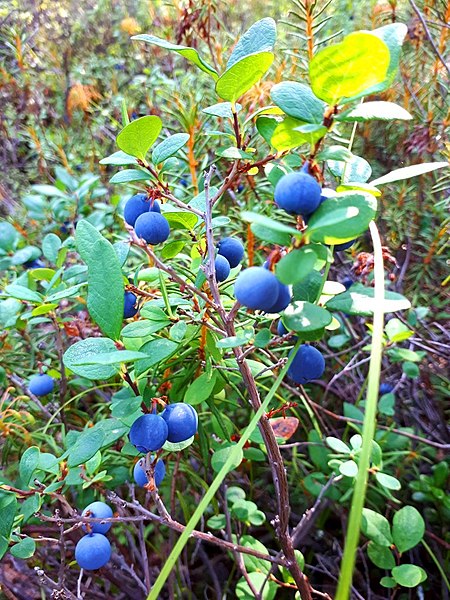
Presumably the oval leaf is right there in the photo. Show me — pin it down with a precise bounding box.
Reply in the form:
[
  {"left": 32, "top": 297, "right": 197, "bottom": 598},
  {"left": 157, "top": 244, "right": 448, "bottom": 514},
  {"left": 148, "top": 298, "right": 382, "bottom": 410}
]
[
  {"left": 310, "top": 32, "right": 390, "bottom": 104},
  {"left": 216, "top": 52, "right": 274, "bottom": 102},
  {"left": 152, "top": 133, "right": 190, "bottom": 165},
  {"left": 63, "top": 338, "right": 120, "bottom": 380},
  {"left": 116, "top": 115, "right": 162, "bottom": 161}
]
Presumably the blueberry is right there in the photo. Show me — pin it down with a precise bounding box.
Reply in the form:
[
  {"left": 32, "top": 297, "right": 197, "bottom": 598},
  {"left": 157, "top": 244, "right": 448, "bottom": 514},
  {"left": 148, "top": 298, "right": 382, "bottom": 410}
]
[
  {"left": 277, "top": 320, "right": 288, "bottom": 336},
  {"left": 129, "top": 414, "right": 168, "bottom": 453},
  {"left": 28, "top": 374, "right": 54, "bottom": 396},
  {"left": 237, "top": 184, "right": 244, "bottom": 193},
  {"left": 234, "top": 267, "right": 280, "bottom": 312},
  {"left": 214, "top": 255, "right": 231, "bottom": 282},
  {"left": 266, "top": 280, "right": 291, "bottom": 313},
  {"left": 81, "top": 501, "right": 113, "bottom": 535},
  {"left": 124, "top": 291, "right": 138, "bottom": 319},
  {"left": 217, "top": 237, "right": 245, "bottom": 268},
  {"left": 274, "top": 171, "right": 322, "bottom": 217},
  {"left": 379, "top": 382, "right": 394, "bottom": 395},
  {"left": 133, "top": 457, "right": 166, "bottom": 487},
  {"left": 75, "top": 533, "right": 111, "bottom": 570},
  {"left": 287, "top": 345, "right": 325, "bottom": 384},
  {"left": 24, "top": 258, "right": 45, "bottom": 269},
  {"left": 160, "top": 403, "right": 198, "bottom": 443},
  {"left": 134, "top": 212, "right": 170, "bottom": 245},
  {"left": 335, "top": 239, "right": 355, "bottom": 251},
  {"left": 123, "top": 193, "right": 161, "bottom": 227},
  {"left": 342, "top": 277, "right": 354, "bottom": 290},
  {"left": 180, "top": 178, "right": 188, "bottom": 187}
]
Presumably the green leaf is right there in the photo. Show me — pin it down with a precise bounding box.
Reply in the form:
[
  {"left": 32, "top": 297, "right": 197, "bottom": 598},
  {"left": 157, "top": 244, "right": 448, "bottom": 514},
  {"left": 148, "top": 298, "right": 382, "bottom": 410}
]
[
  {"left": 163, "top": 436, "right": 195, "bottom": 452},
  {"left": 202, "top": 102, "right": 242, "bottom": 119},
  {"left": 4, "top": 284, "right": 43, "bottom": 304},
  {"left": 339, "top": 460, "right": 358, "bottom": 477},
  {"left": 42, "top": 233, "right": 62, "bottom": 263},
  {"left": 161, "top": 241, "right": 185, "bottom": 259},
  {"left": 378, "top": 393, "right": 395, "bottom": 417},
  {"left": 366, "top": 23, "right": 408, "bottom": 95},
  {"left": 385, "top": 318, "right": 412, "bottom": 343},
  {"left": 317, "top": 146, "right": 353, "bottom": 162},
  {"left": 271, "top": 116, "right": 321, "bottom": 151},
  {"left": 326, "top": 283, "right": 411, "bottom": 315},
  {"left": 165, "top": 212, "right": 199, "bottom": 231},
  {"left": 75, "top": 220, "right": 102, "bottom": 264},
  {"left": 109, "top": 169, "right": 151, "bottom": 184},
  {"left": 0, "top": 493, "right": 17, "bottom": 553},
  {"left": 370, "top": 162, "right": 449, "bottom": 186},
  {"left": 328, "top": 155, "right": 372, "bottom": 183},
  {"left": 236, "top": 573, "right": 277, "bottom": 600},
  {"left": 270, "top": 81, "right": 325, "bottom": 124},
  {"left": 292, "top": 270, "right": 323, "bottom": 303},
  {"left": 99, "top": 150, "right": 137, "bottom": 166},
  {"left": 380, "top": 576, "right": 396, "bottom": 588},
  {"left": 132, "top": 34, "right": 218, "bottom": 80},
  {"left": 207, "top": 514, "right": 226, "bottom": 529},
  {"left": 391, "top": 565, "right": 427, "bottom": 588},
  {"left": 227, "top": 18, "right": 276, "bottom": 68},
  {"left": 0, "top": 222, "right": 18, "bottom": 251},
  {"left": 67, "top": 429, "right": 105, "bottom": 467},
  {"left": 256, "top": 116, "right": 279, "bottom": 146},
  {"left": 392, "top": 506, "right": 425, "bottom": 553},
  {"left": 241, "top": 211, "right": 301, "bottom": 239},
  {"left": 63, "top": 337, "right": 120, "bottom": 380},
  {"left": 361, "top": 508, "right": 392, "bottom": 546},
  {"left": 86, "top": 238, "right": 124, "bottom": 340},
  {"left": 211, "top": 444, "right": 243, "bottom": 474},
  {"left": 152, "top": 133, "right": 190, "bottom": 165},
  {"left": 10, "top": 537, "right": 36, "bottom": 559},
  {"left": 184, "top": 372, "right": 217, "bottom": 405},
  {"left": 238, "top": 535, "right": 272, "bottom": 573},
  {"left": 19, "top": 446, "right": 40, "bottom": 488},
  {"left": 216, "top": 328, "right": 254, "bottom": 349},
  {"left": 310, "top": 32, "right": 390, "bottom": 104},
  {"left": 402, "top": 361, "right": 420, "bottom": 378},
  {"left": 386, "top": 347, "right": 423, "bottom": 363},
  {"left": 31, "top": 184, "right": 68, "bottom": 198},
  {"left": 116, "top": 115, "right": 162, "bottom": 161},
  {"left": 134, "top": 338, "right": 179, "bottom": 377},
  {"left": 250, "top": 223, "right": 291, "bottom": 246},
  {"left": 326, "top": 437, "right": 351, "bottom": 454},
  {"left": 283, "top": 301, "right": 332, "bottom": 334},
  {"left": 72, "top": 350, "right": 148, "bottom": 366},
  {"left": 376, "top": 472, "right": 401, "bottom": 491},
  {"left": 367, "top": 542, "right": 395, "bottom": 569},
  {"left": 215, "top": 147, "right": 254, "bottom": 160},
  {"left": 337, "top": 101, "right": 412, "bottom": 122},
  {"left": 275, "top": 248, "right": 317, "bottom": 285},
  {"left": 216, "top": 52, "right": 274, "bottom": 102},
  {"left": 307, "top": 193, "right": 377, "bottom": 244}
]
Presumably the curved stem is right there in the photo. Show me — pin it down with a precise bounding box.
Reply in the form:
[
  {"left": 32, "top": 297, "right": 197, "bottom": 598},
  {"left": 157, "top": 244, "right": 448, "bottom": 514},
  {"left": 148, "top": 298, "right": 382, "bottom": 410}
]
[{"left": 335, "top": 220, "right": 385, "bottom": 600}]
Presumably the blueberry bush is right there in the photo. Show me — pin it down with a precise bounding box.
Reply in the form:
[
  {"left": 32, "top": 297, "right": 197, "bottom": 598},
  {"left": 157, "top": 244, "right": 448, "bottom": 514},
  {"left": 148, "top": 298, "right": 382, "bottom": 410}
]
[{"left": 0, "top": 2, "right": 449, "bottom": 599}]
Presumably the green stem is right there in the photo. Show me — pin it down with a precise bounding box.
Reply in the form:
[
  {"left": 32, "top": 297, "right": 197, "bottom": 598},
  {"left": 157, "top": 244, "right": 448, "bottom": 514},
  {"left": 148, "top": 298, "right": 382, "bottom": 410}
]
[
  {"left": 335, "top": 221, "right": 385, "bottom": 600},
  {"left": 147, "top": 338, "right": 303, "bottom": 600},
  {"left": 422, "top": 539, "right": 450, "bottom": 592}
]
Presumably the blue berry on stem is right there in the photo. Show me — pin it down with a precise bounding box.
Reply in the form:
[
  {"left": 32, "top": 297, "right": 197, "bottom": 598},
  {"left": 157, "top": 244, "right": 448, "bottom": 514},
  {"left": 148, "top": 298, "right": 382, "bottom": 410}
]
[
  {"left": 214, "top": 255, "right": 231, "bottom": 282},
  {"left": 75, "top": 534, "right": 111, "bottom": 570},
  {"left": 124, "top": 291, "right": 138, "bottom": 319},
  {"left": 124, "top": 193, "right": 161, "bottom": 227},
  {"left": 217, "top": 237, "right": 245, "bottom": 268},
  {"left": 379, "top": 382, "right": 394, "bottom": 395},
  {"left": 266, "top": 280, "right": 291, "bottom": 313},
  {"left": 161, "top": 403, "right": 198, "bottom": 443},
  {"left": 287, "top": 345, "right": 325, "bottom": 385},
  {"left": 134, "top": 212, "right": 170, "bottom": 245},
  {"left": 274, "top": 171, "right": 322, "bottom": 217},
  {"left": 234, "top": 267, "right": 280, "bottom": 312},
  {"left": 81, "top": 501, "right": 113, "bottom": 535},
  {"left": 28, "top": 374, "right": 54, "bottom": 396},
  {"left": 129, "top": 413, "right": 168, "bottom": 453},
  {"left": 134, "top": 457, "right": 166, "bottom": 487}
]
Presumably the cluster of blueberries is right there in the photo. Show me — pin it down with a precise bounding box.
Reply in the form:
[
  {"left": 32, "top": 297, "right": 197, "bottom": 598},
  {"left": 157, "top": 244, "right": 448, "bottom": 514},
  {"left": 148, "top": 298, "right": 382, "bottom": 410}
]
[
  {"left": 232, "top": 168, "right": 329, "bottom": 386},
  {"left": 75, "top": 501, "right": 113, "bottom": 570}
]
